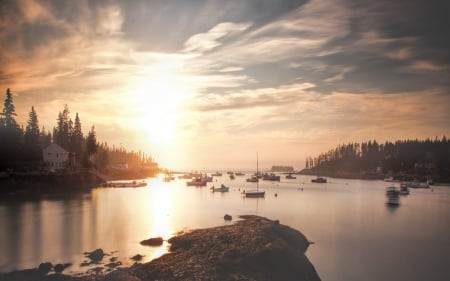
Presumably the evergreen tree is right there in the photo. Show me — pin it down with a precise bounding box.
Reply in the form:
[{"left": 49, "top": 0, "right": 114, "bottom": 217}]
[
  {"left": 24, "top": 106, "right": 41, "bottom": 160},
  {"left": 70, "top": 113, "right": 84, "bottom": 164},
  {"left": 54, "top": 105, "right": 71, "bottom": 150},
  {"left": 0, "top": 88, "right": 23, "bottom": 166},
  {"left": 1, "top": 88, "right": 19, "bottom": 130}
]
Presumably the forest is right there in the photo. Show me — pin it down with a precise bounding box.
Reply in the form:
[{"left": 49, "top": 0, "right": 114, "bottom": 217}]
[
  {"left": 304, "top": 137, "right": 450, "bottom": 181},
  {"left": 0, "top": 88, "right": 156, "bottom": 173}
]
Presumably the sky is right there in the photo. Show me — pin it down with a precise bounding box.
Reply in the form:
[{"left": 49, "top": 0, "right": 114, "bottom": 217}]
[{"left": 1, "top": 0, "right": 449, "bottom": 171}]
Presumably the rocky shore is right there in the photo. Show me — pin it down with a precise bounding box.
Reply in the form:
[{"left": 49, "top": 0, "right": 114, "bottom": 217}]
[{"left": 0, "top": 216, "right": 320, "bottom": 281}]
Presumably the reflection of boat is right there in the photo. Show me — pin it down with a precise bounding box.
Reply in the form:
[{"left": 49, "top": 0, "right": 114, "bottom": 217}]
[
  {"left": 311, "top": 176, "right": 327, "bottom": 183},
  {"left": 211, "top": 184, "right": 229, "bottom": 193},
  {"left": 399, "top": 183, "right": 410, "bottom": 195},
  {"left": 103, "top": 180, "right": 147, "bottom": 188},
  {"left": 262, "top": 173, "right": 280, "bottom": 181},
  {"left": 286, "top": 174, "right": 296, "bottom": 179},
  {"left": 386, "top": 186, "right": 400, "bottom": 205},
  {"left": 245, "top": 153, "right": 265, "bottom": 198},
  {"left": 229, "top": 173, "right": 235, "bottom": 180}
]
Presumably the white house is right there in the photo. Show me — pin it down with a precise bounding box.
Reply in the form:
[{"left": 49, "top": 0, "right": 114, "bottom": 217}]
[{"left": 43, "top": 144, "right": 69, "bottom": 171}]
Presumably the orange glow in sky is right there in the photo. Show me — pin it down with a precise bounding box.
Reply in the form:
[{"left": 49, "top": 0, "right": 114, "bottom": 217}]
[{"left": 1, "top": 0, "right": 449, "bottom": 170}]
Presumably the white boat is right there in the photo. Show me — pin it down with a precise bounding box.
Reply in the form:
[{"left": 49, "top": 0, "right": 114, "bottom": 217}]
[
  {"left": 245, "top": 153, "right": 265, "bottom": 198},
  {"left": 211, "top": 184, "right": 229, "bottom": 193},
  {"left": 103, "top": 180, "right": 147, "bottom": 188},
  {"left": 403, "top": 179, "right": 429, "bottom": 188},
  {"left": 386, "top": 186, "right": 400, "bottom": 205},
  {"left": 186, "top": 175, "right": 208, "bottom": 186}
]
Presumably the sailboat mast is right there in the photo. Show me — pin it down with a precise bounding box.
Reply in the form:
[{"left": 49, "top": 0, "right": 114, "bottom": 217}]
[{"left": 256, "top": 152, "right": 259, "bottom": 190}]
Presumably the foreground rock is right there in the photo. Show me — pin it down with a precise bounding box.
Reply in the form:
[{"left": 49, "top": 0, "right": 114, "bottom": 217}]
[
  {"left": 130, "top": 215, "right": 320, "bottom": 281},
  {"left": 0, "top": 216, "right": 320, "bottom": 281}
]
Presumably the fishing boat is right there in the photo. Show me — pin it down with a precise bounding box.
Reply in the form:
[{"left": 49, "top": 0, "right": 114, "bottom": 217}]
[
  {"left": 286, "top": 173, "right": 296, "bottom": 179},
  {"left": 186, "top": 175, "right": 208, "bottom": 186},
  {"left": 245, "top": 153, "right": 265, "bottom": 198},
  {"left": 386, "top": 186, "right": 400, "bottom": 205},
  {"left": 211, "top": 184, "right": 229, "bottom": 193},
  {"left": 262, "top": 173, "right": 280, "bottom": 181},
  {"left": 311, "top": 176, "right": 327, "bottom": 183}
]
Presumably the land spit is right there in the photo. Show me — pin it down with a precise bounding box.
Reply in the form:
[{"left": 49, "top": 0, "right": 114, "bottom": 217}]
[{"left": 0, "top": 215, "right": 321, "bottom": 281}]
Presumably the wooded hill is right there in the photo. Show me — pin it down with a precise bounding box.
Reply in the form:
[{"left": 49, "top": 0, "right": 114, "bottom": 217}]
[{"left": 303, "top": 137, "right": 450, "bottom": 181}]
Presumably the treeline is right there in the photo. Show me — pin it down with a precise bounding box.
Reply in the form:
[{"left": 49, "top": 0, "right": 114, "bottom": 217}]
[
  {"left": 0, "top": 88, "right": 155, "bottom": 171},
  {"left": 305, "top": 137, "right": 450, "bottom": 176}
]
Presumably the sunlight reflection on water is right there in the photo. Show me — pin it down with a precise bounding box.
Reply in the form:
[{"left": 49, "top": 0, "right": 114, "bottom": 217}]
[{"left": 1, "top": 175, "right": 450, "bottom": 280}]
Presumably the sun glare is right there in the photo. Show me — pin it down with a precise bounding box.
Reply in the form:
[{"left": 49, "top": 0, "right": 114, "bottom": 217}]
[{"left": 136, "top": 76, "right": 183, "bottom": 146}]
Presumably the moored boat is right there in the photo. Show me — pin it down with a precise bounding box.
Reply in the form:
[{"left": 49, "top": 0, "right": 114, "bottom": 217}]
[
  {"left": 211, "top": 184, "right": 229, "bottom": 193},
  {"left": 286, "top": 174, "right": 296, "bottom": 179},
  {"left": 403, "top": 179, "right": 429, "bottom": 188},
  {"left": 103, "top": 180, "right": 147, "bottom": 188},
  {"left": 311, "top": 176, "right": 327, "bottom": 183},
  {"left": 399, "top": 183, "right": 410, "bottom": 195},
  {"left": 245, "top": 153, "right": 265, "bottom": 198},
  {"left": 262, "top": 173, "right": 280, "bottom": 181}
]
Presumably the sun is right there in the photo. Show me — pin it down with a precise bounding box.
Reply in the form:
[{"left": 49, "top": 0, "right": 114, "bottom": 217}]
[{"left": 135, "top": 75, "right": 184, "bottom": 147}]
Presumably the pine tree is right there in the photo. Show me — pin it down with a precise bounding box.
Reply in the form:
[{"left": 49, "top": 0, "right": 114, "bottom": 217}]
[
  {"left": 0, "top": 88, "right": 23, "bottom": 165},
  {"left": 71, "top": 113, "right": 83, "bottom": 164},
  {"left": 24, "top": 106, "right": 41, "bottom": 160},
  {"left": 1, "top": 88, "right": 19, "bottom": 130},
  {"left": 55, "top": 105, "right": 71, "bottom": 150}
]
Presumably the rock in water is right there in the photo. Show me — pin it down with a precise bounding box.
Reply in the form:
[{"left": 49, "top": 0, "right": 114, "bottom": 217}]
[
  {"left": 224, "top": 214, "right": 232, "bottom": 221},
  {"left": 130, "top": 215, "right": 321, "bottom": 281},
  {"left": 88, "top": 248, "right": 105, "bottom": 262},
  {"left": 140, "top": 237, "right": 164, "bottom": 246}
]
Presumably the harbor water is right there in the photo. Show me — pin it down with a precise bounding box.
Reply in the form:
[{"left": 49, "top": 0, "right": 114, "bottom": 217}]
[{"left": 1, "top": 175, "right": 449, "bottom": 280}]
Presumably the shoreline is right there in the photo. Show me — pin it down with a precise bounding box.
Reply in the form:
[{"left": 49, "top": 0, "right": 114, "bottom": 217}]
[{"left": 0, "top": 216, "right": 321, "bottom": 281}]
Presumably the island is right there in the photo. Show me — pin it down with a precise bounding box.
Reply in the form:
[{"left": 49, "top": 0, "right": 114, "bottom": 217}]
[{"left": 0, "top": 216, "right": 321, "bottom": 281}]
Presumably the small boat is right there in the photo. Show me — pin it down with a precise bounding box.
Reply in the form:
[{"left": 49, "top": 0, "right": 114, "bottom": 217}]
[
  {"left": 399, "top": 183, "right": 410, "bottom": 195},
  {"left": 383, "top": 176, "right": 397, "bottom": 182},
  {"left": 103, "top": 180, "right": 147, "bottom": 188},
  {"left": 386, "top": 186, "right": 400, "bottom": 205},
  {"left": 403, "top": 179, "right": 429, "bottom": 188},
  {"left": 286, "top": 174, "right": 296, "bottom": 179},
  {"left": 235, "top": 172, "right": 245, "bottom": 176},
  {"left": 186, "top": 175, "right": 208, "bottom": 186},
  {"left": 244, "top": 190, "right": 265, "bottom": 198},
  {"left": 246, "top": 176, "right": 258, "bottom": 182},
  {"left": 311, "top": 176, "right": 327, "bottom": 183},
  {"left": 212, "top": 171, "right": 222, "bottom": 177},
  {"left": 211, "top": 184, "right": 229, "bottom": 193},
  {"left": 262, "top": 173, "right": 280, "bottom": 181},
  {"left": 245, "top": 153, "right": 265, "bottom": 198}
]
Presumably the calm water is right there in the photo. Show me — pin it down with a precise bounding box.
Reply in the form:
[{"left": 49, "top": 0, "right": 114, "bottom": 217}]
[{"left": 1, "top": 175, "right": 450, "bottom": 281}]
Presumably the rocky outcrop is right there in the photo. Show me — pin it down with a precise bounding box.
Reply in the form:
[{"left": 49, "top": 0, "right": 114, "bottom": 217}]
[{"left": 130, "top": 215, "right": 320, "bottom": 281}]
